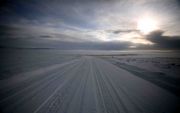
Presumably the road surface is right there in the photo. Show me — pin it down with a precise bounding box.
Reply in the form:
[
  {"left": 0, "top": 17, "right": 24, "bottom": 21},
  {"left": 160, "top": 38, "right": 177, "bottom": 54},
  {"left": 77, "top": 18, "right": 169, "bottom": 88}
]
[{"left": 0, "top": 56, "right": 179, "bottom": 113}]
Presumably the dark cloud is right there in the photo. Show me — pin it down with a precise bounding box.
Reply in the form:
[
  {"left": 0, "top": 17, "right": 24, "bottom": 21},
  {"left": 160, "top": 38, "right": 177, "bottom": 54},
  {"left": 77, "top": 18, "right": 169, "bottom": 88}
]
[
  {"left": 142, "top": 30, "right": 180, "bottom": 50},
  {"left": 39, "top": 35, "right": 52, "bottom": 38},
  {"left": 0, "top": 24, "right": 17, "bottom": 35},
  {"left": 107, "top": 29, "right": 140, "bottom": 34},
  {"left": 0, "top": 37, "right": 131, "bottom": 50}
]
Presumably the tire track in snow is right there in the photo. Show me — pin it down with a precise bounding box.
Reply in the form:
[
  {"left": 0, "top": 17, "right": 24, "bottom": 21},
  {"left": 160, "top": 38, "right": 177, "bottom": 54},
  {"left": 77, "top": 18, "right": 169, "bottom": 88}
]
[
  {"left": 0, "top": 59, "right": 79, "bottom": 104},
  {"left": 0, "top": 59, "right": 80, "bottom": 99},
  {"left": 1, "top": 59, "right": 81, "bottom": 113},
  {"left": 94, "top": 59, "right": 129, "bottom": 113},
  {"left": 95, "top": 59, "right": 143, "bottom": 113},
  {"left": 34, "top": 58, "right": 86, "bottom": 113}
]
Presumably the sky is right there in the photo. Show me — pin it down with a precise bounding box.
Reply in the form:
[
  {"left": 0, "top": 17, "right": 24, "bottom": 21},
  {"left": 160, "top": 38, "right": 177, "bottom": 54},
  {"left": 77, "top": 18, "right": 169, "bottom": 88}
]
[{"left": 0, "top": 0, "right": 180, "bottom": 50}]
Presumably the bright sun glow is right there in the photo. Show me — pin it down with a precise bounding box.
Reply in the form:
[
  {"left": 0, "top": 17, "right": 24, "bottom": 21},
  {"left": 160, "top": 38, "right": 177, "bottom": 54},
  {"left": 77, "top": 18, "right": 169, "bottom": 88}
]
[{"left": 137, "top": 16, "right": 158, "bottom": 34}]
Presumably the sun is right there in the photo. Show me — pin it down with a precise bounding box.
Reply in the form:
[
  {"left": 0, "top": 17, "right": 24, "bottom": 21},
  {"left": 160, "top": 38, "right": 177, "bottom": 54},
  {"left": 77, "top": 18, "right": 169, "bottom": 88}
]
[{"left": 137, "top": 16, "right": 158, "bottom": 34}]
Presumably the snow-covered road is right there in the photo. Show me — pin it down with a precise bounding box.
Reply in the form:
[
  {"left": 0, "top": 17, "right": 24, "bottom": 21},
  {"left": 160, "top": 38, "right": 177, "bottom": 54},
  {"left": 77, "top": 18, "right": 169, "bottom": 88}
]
[{"left": 0, "top": 56, "right": 179, "bottom": 113}]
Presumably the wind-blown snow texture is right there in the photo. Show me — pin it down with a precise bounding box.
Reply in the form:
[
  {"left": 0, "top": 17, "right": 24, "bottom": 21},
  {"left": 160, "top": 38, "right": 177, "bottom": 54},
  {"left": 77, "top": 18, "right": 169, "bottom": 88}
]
[{"left": 0, "top": 50, "right": 179, "bottom": 113}]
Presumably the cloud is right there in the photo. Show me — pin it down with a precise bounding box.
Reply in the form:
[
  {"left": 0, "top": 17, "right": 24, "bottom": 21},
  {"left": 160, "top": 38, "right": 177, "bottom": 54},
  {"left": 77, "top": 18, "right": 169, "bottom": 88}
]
[
  {"left": 107, "top": 29, "right": 140, "bottom": 34},
  {"left": 146, "top": 30, "right": 180, "bottom": 49},
  {"left": 39, "top": 35, "right": 52, "bottom": 38},
  {"left": 0, "top": 0, "right": 180, "bottom": 50},
  {"left": 0, "top": 23, "right": 97, "bottom": 42},
  {"left": 0, "top": 36, "right": 132, "bottom": 50}
]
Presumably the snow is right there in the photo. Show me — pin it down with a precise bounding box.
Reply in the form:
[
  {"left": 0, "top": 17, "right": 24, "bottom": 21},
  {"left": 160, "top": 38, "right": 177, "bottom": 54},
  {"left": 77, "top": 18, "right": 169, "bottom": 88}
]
[
  {"left": 110, "top": 57, "right": 180, "bottom": 78},
  {"left": 0, "top": 49, "right": 179, "bottom": 113}
]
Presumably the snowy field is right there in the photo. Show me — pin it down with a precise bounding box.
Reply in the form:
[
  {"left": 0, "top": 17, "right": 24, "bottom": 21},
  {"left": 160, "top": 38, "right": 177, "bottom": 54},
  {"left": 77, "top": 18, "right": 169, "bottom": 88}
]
[
  {"left": 108, "top": 57, "right": 180, "bottom": 77},
  {"left": 0, "top": 49, "right": 179, "bottom": 113}
]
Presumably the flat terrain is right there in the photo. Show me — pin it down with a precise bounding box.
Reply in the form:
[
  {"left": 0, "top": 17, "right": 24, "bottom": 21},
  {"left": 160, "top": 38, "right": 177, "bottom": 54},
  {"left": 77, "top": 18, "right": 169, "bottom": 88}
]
[{"left": 0, "top": 50, "right": 179, "bottom": 113}]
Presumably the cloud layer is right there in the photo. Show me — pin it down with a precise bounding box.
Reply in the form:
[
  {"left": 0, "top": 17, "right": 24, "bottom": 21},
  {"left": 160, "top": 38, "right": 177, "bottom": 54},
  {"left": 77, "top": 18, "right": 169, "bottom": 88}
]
[
  {"left": 0, "top": 0, "right": 180, "bottom": 50},
  {"left": 146, "top": 30, "right": 180, "bottom": 49}
]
